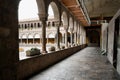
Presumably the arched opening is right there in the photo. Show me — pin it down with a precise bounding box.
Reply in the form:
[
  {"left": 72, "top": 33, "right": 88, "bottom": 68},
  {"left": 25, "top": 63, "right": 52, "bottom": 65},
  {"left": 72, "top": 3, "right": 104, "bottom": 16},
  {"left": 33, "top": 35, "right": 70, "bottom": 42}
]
[
  {"left": 47, "top": 33, "right": 56, "bottom": 44},
  {"left": 74, "top": 21, "right": 78, "bottom": 33},
  {"left": 18, "top": 0, "right": 42, "bottom": 60},
  {"left": 48, "top": 22, "right": 51, "bottom": 27},
  {"left": 31, "top": 23, "right": 33, "bottom": 29},
  {"left": 52, "top": 22, "right": 55, "bottom": 27},
  {"left": 34, "top": 33, "right": 40, "bottom": 44},
  {"left": 61, "top": 11, "right": 68, "bottom": 29},
  {"left": 69, "top": 17, "right": 74, "bottom": 45},
  {"left": 28, "top": 34, "right": 34, "bottom": 44},
  {"left": 113, "top": 17, "right": 120, "bottom": 68},
  {"left": 47, "top": 2, "right": 60, "bottom": 46},
  {"left": 87, "top": 30, "right": 100, "bottom": 47},
  {"left": 38, "top": 23, "right": 40, "bottom": 28},
  {"left": 69, "top": 17, "right": 73, "bottom": 31},
  {"left": 67, "top": 32, "right": 71, "bottom": 43},
  {"left": 48, "top": 1, "right": 60, "bottom": 28},
  {"left": 25, "top": 24, "right": 27, "bottom": 29},
  {"left": 73, "top": 21, "right": 77, "bottom": 45},
  {"left": 19, "top": 35, "right": 22, "bottom": 43},
  {"left": 21, "top": 34, "right": 27, "bottom": 44},
  {"left": 48, "top": 2, "right": 60, "bottom": 20},
  {"left": 59, "top": 32, "right": 62, "bottom": 43},
  {"left": 18, "top": 0, "right": 39, "bottom": 20}
]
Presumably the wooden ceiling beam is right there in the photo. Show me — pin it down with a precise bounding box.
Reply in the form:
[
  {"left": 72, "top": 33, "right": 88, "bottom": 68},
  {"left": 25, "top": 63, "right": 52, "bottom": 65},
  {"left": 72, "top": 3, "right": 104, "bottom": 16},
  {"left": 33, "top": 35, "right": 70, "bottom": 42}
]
[
  {"left": 72, "top": 10, "right": 81, "bottom": 13},
  {"left": 66, "top": 5, "right": 79, "bottom": 8}
]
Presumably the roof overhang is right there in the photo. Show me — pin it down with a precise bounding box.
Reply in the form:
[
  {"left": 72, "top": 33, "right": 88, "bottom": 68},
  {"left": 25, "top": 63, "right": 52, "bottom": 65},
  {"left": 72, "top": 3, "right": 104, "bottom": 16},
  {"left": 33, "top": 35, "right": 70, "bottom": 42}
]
[{"left": 61, "top": 0, "right": 91, "bottom": 26}]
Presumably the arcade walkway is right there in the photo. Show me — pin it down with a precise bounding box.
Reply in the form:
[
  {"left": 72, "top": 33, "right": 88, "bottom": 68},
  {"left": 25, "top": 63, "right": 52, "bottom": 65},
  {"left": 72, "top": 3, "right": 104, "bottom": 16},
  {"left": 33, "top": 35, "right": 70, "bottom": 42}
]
[{"left": 29, "top": 47, "right": 119, "bottom": 80}]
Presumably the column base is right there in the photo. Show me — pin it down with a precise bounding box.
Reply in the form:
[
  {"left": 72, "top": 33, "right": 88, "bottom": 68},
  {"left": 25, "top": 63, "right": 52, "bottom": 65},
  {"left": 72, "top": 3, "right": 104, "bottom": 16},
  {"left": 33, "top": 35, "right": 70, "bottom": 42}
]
[
  {"left": 71, "top": 45, "right": 73, "bottom": 47},
  {"left": 56, "top": 47, "right": 60, "bottom": 51},
  {"left": 41, "top": 51, "right": 47, "bottom": 54}
]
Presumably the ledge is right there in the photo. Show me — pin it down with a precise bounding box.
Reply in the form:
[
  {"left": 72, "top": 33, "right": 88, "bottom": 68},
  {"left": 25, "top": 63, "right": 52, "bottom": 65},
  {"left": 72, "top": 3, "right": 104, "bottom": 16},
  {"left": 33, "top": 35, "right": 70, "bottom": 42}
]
[{"left": 17, "top": 44, "right": 87, "bottom": 80}]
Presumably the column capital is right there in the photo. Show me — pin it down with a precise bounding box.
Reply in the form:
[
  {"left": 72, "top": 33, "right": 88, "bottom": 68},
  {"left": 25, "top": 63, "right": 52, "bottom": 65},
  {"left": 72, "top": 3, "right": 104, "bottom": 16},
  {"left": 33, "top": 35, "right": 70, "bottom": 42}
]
[
  {"left": 70, "top": 27, "right": 73, "bottom": 33},
  {"left": 63, "top": 25, "right": 68, "bottom": 31},
  {"left": 38, "top": 13, "right": 48, "bottom": 21},
  {"left": 54, "top": 21, "right": 60, "bottom": 27}
]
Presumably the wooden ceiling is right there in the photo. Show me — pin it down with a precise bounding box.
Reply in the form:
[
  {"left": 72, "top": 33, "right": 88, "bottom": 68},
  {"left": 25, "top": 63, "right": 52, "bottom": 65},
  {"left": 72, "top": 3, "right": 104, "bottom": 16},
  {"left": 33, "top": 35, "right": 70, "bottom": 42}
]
[
  {"left": 84, "top": 0, "right": 120, "bottom": 18},
  {"left": 61, "top": 0, "right": 90, "bottom": 26}
]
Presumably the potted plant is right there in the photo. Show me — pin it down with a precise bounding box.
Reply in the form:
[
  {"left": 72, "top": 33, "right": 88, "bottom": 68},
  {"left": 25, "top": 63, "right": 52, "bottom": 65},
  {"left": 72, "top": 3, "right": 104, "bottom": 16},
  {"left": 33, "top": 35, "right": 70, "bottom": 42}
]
[
  {"left": 48, "top": 46, "right": 56, "bottom": 52},
  {"left": 26, "top": 48, "right": 41, "bottom": 56}
]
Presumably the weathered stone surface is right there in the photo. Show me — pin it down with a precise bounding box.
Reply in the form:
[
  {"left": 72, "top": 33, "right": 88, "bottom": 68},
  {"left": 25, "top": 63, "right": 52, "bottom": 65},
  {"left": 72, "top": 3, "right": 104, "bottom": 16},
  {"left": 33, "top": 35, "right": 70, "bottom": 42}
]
[
  {"left": 29, "top": 47, "right": 120, "bottom": 80},
  {"left": 18, "top": 45, "right": 85, "bottom": 80}
]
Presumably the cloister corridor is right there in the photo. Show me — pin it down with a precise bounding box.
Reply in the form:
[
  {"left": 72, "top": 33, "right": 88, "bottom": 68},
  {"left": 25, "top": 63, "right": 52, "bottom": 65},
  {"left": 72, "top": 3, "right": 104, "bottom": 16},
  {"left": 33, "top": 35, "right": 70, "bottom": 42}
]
[{"left": 28, "top": 47, "right": 120, "bottom": 80}]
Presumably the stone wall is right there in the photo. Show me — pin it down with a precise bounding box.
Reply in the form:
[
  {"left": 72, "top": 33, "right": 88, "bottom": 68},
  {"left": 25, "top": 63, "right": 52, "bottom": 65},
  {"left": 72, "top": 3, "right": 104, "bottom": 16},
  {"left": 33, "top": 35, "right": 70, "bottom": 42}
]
[
  {"left": 107, "top": 20, "right": 115, "bottom": 64},
  {"left": 0, "top": 0, "right": 20, "bottom": 80},
  {"left": 17, "top": 45, "right": 86, "bottom": 80},
  {"left": 107, "top": 9, "right": 120, "bottom": 64},
  {"left": 104, "top": 9, "right": 120, "bottom": 75},
  {"left": 101, "top": 23, "right": 108, "bottom": 51}
]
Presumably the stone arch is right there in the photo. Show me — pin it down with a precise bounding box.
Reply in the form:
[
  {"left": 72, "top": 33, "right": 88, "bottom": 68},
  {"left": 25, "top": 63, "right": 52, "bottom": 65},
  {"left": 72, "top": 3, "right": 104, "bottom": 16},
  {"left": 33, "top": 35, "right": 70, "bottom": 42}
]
[
  {"left": 48, "top": 32, "right": 56, "bottom": 38},
  {"left": 59, "top": 32, "right": 62, "bottom": 43},
  {"left": 25, "top": 24, "right": 27, "bottom": 29},
  {"left": 31, "top": 23, "right": 33, "bottom": 28},
  {"left": 37, "top": 22, "right": 40, "bottom": 27},
  {"left": 74, "top": 21, "right": 77, "bottom": 32},
  {"left": 34, "top": 23, "right": 36, "bottom": 27},
  {"left": 21, "top": 34, "right": 27, "bottom": 39},
  {"left": 67, "top": 32, "right": 71, "bottom": 43},
  {"left": 34, "top": 33, "right": 41, "bottom": 44},
  {"left": 69, "top": 17, "right": 74, "bottom": 32},
  {"left": 48, "top": 1, "right": 60, "bottom": 21},
  {"left": 47, "top": 32, "right": 56, "bottom": 44},
  {"left": 77, "top": 23, "right": 80, "bottom": 33},
  {"left": 47, "top": 21, "right": 51, "bottom": 27},
  {"left": 27, "top": 33, "right": 34, "bottom": 44},
  {"left": 21, "top": 34, "right": 27, "bottom": 43},
  {"left": 61, "top": 11, "right": 68, "bottom": 30},
  {"left": 36, "top": 0, "right": 46, "bottom": 17},
  {"left": 27, "top": 33, "right": 33, "bottom": 38},
  {"left": 34, "top": 33, "right": 40, "bottom": 38}
]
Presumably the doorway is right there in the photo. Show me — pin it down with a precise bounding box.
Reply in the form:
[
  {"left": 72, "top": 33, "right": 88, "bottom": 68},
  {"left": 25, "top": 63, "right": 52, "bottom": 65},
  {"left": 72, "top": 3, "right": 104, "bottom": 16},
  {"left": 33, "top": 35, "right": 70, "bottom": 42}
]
[
  {"left": 87, "top": 30, "right": 100, "bottom": 47},
  {"left": 113, "top": 17, "right": 120, "bottom": 68}
]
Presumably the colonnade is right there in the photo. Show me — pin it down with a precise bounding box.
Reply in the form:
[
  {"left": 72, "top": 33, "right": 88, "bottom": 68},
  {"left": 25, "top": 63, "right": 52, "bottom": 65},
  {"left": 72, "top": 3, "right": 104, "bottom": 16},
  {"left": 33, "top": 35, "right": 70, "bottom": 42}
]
[
  {"left": 18, "top": 0, "right": 88, "bottom": 54},
  {"left": 19, "top": 19, "right": 86, "bottom": 52}
]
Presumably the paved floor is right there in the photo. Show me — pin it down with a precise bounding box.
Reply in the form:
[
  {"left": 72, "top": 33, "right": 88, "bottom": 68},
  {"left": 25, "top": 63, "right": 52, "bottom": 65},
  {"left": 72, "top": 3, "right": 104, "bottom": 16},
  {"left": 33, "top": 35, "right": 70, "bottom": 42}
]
[{"left": 29, "top": 47, "right": 120, "bottom": 80}]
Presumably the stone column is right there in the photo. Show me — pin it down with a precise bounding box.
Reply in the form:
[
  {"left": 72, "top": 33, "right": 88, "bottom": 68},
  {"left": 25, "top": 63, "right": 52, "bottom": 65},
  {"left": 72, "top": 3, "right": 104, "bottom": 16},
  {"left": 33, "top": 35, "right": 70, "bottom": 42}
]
[
  {"left": 81, "top": 35, "right": 83, "bottom": 45},
  {"left": 70, "top": 28, "right": 73, "bottom": 47},
  {"left": 79, "top": 34, "right": 81, "bottom": 45},
  {"left": 33, "top": 36, "right": 35, "bottom": 44},
  {"left": 40, "top": 16, "right": 47, "bottom": 54},
  {"left": 77, "top": 33, "right": 79, "bottom": 45},
  {"left": 65, "top": 29, "right": 68, "bottom": 48},
  {"left": 47, "top": 37, "right": 49, "bottom": 44},
  {"left": 70, "top": 32, "right": 73, "bottom": 47},
  {"left": 62, "top": 34, "right": 65, "bottom": 43},
  {"left": 64, "top": 25, "right": 68, "bottom": 48},
  {"left": 27, "top": 37, "right": 28, "bottom": 44},
  {"left": 55, "top": 21, "right": 60, "bottom": 50},
  {"left": 0, "top": 0, "right": 20, "bottom": 79},
  {"left": 74, "top": 32, "right": 77, "bottom": 46},
  {"left": 20, "top": 36, "right": 22, "bottom": 43}
]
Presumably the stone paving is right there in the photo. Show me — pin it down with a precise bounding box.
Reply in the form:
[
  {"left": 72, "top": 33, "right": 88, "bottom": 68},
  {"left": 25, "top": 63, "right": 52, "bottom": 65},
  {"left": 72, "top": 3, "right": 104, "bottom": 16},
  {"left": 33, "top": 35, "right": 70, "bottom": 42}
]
[{"left": 29, "top": 47, "right": 120, "bottom": 80}]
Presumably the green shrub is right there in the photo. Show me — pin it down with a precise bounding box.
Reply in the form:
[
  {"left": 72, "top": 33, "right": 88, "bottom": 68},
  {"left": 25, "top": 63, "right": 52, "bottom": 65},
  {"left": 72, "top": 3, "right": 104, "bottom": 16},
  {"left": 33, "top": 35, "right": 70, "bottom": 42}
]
[
  {"left": 26, "top": 48, "right": 41, "bottom": 56},
  {"left": 61, "top": 46, "right": 65, "bottom": 49},
  {"left": 48, "top": 46, "right": 55, "bottom": 52}
]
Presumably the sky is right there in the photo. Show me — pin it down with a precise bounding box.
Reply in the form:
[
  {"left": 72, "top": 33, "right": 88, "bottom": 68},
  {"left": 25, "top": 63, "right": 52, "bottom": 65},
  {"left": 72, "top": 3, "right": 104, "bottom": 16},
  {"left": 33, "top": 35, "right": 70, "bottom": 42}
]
[{"left": 18, "top": 0, "right": 54, "bottom": 21}]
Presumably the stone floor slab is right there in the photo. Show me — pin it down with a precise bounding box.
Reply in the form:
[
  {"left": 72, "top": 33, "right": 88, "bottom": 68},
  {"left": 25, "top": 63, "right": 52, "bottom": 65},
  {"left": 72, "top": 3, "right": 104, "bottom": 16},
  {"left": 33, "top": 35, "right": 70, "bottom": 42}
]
[{"left": 29, "top": 47, "right": 120, "bottom": 80}]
